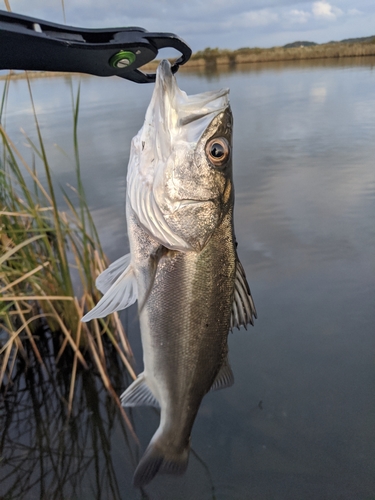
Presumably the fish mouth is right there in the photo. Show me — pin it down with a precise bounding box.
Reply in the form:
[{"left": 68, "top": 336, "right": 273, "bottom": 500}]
[{"left": 153, "top": 60, "right": 230, "bottom": 134}]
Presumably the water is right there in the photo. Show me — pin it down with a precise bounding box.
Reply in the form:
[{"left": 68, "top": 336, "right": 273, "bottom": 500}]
[{"left": 1, "top": 58, "right": 375, "bottom": 499}]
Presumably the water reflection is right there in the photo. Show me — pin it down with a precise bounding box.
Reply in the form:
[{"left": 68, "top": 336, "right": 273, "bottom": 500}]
[{"left": 0, "top": 326, "right": 138, "bottom": 499}]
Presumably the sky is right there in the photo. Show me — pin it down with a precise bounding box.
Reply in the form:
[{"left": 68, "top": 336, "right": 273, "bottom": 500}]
[{"left": 3, "top": 0, "right": 375, "bottom": 53}]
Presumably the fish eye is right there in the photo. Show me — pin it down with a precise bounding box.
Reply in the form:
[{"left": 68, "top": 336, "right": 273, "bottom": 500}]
[{"left": 205, "top": 138, "right": 230, "bottom": 167}]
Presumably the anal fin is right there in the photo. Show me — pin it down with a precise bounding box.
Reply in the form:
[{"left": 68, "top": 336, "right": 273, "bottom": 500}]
[
  {"left": 121, "top": 374, "right": 159, "bottom": 407},
  {"left": 210, "top": 358, "right": 234, "bottom": 391}
]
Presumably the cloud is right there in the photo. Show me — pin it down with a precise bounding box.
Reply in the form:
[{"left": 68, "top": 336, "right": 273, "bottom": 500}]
[
  {"left": 289, "top": 9, "right": 311, "bottom": 24},
  {"left": 312, "top": 1, "right": 343, "bottom": 20},
  {"left": 347, "top": 8, "right": 362, "bottom": 16},
  {"left": 239, "top": 9, "right": 279, "bottom": 28}
]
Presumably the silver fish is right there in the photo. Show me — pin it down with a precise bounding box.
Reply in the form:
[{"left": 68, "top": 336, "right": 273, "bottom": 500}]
[{"left": 82, "top": 60, "right": 256, "bottom": 487}]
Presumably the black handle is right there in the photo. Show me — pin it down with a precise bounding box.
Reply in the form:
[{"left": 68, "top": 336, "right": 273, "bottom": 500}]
[{"left": 0, "top": 10, "right": 192, "bottom": 83}]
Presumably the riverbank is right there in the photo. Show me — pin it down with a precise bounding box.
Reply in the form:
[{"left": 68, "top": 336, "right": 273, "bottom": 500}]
[
  {"left": 1, "top": 39, "right": 375, "bottom": 80},
  {"left": 149, "top": 40, "right": 375, "bottom": 71}
]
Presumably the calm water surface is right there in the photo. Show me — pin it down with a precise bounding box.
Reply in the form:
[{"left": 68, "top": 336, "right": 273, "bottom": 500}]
[{"left": 1, "top": 58, "right": 375, "bottom": 499}]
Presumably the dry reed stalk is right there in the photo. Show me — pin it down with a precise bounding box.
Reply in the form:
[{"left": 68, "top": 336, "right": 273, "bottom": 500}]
[
  {"left": 0, "top": 342, "right": 13, "bottom": 387},
  {"left": 13, "top": 301, "right": 44, "bottom": 366},
  {"left": 0, "top": 313, "right": 54, "bottom": 355},
  {"left": 68, "top": 297, "right": 83, "bottom": 416},
  {"left": 86, "top": 331, "right": 139, "bottom": 444},
  {"left": 43, "top": 299, "right": 88, "bottom": 369},
  {"left": 1, "top": 262, "right": 50, "bottom": 293}
]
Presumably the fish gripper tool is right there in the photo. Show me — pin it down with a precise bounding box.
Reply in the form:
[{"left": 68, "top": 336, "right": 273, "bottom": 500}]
[{"left": 0, "top": 10, "right": 192, "bottom": 83}]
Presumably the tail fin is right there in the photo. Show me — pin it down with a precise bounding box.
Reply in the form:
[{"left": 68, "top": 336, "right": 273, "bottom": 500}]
[{"left": 133, "top": 437, "right": 190, "bottom": 488}]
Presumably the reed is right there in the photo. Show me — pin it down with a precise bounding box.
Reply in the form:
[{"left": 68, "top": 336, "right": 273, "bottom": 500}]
[
  {"left": 0, "top": 76, "right": 136, "bottom": 427},
  {"left": 187, "top": 41, "right": 375, "bottom": 68}
]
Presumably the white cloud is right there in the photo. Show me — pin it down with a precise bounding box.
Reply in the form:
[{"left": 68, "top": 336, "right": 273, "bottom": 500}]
[
  {"left": 312, "top": 1, "right": 343, "bottom": 20},
  {"left": 289, "top": 9, "right": 311, "bottom": 24},
  {"left": 240, "top": 9, "right": 279, "bottom": 28},
  {"left": 347, "top": 8, "right": 362, "bottom": 16}
]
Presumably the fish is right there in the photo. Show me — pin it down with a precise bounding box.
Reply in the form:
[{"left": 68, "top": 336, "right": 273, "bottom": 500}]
[{"left": 82, "top": 60, "right": 257, "bottom": 487}]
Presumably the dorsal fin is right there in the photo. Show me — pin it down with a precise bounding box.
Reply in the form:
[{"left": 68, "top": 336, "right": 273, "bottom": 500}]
[
  {"left": 230, "top": 259, "right": 257, "bottom": 330},
  {"left": 120, "top": 374, "right": 159, "bottom": 407}
]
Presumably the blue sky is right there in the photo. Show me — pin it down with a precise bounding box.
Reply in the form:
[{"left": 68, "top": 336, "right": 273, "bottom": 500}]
[{"left": 3, "top": 0, "right": 375, "bottom": 52}]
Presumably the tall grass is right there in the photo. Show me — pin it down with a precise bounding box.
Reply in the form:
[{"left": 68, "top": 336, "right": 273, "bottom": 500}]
[{"left": 0, "top": 76, "right": 136, "bottom": 432}]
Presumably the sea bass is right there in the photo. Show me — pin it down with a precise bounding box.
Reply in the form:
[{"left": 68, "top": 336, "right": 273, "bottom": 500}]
[{"left": 82, "top": 60, "right": 256, "bottom": 487}]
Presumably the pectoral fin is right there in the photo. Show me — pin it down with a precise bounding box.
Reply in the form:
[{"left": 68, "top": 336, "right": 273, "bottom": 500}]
[
  {"left": 95, "top": 253, "right": 131, "bottom": 293},
  {"left": 81, "top": 261, "right": 137, "bottom": 322},
  {"left": 230, "top": 259, "right": 257, "bottom": 330},
  {"left": 120, "top": 373, "right": 159, "bottom": 407}
]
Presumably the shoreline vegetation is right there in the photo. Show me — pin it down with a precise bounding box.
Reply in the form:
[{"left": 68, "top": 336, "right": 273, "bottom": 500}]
[
  {"left": 171, "top": 38, "right": 375, "bottom": 71},
  {"left": 1, "top": 38, "right": 375, "bottom": 80},
  {"left": 0, "top": 80, "right": 137, "bottom": 434},
  {"left": 183, "top": 37, "right": 375, "bottom": 68}
]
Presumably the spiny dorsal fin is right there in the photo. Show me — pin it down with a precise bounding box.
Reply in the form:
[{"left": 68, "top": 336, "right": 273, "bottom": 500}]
[
  {"left": 210, "top": 358, "right": 234, "bottom": 391},
  {"left": 120, "top": 374, "right": 159, "bottom": 407},
  {"left": 81, "top": 261, "right": 137, "bottom": 322},
  {"left": 230, "top": 259, "right": 257, "bottom": 330},
  {"left": 96, "top": 253, "right": 131, "bottom": 294}
]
